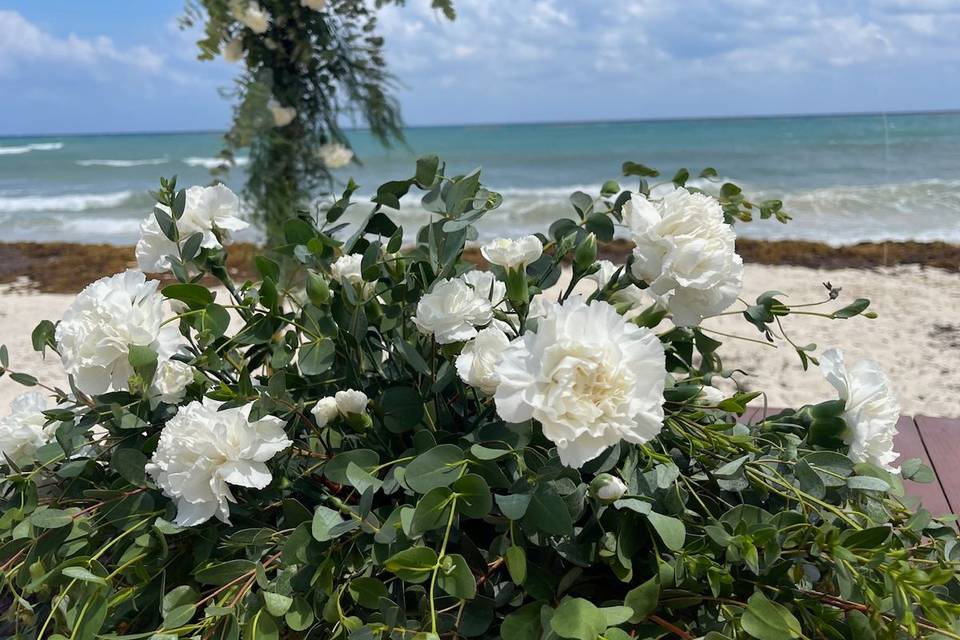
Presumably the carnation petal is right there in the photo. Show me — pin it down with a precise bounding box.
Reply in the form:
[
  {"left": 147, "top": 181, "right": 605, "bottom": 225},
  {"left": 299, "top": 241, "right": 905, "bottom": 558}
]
[{"left": 218, "top": 461, "right": 273, "bottom": 489}]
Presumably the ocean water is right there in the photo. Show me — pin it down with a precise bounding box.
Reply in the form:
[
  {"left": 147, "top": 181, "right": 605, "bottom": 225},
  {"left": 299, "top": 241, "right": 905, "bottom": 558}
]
[{"left": 1, "top": 112, "right": 959, "bottom": 246}]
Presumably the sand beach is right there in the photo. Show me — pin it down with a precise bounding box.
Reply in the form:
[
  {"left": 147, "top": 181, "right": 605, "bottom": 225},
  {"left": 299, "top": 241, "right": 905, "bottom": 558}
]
[{"left": 0, "top": 241, "right": 958, "bottom": 417}]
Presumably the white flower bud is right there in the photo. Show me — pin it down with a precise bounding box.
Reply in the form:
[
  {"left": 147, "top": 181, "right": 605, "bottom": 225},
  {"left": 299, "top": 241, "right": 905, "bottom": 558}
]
[
  {"left": 231, "top": 1, "right": 270, "bottom": 33},
  {"left": 590, "top": 474, "right": 627, "bottom": 503},
  {"left": 311, "top": 397, "right": 340, "bottom": 427},
  {"left": 335, "top": 389, "right": 368, "bottom": 415},
  {"left": 480, "top": 236, "right": 543, "bottom": 269},
  {"left": 330, "top": 254, "right": 364, "bottom": 285}
]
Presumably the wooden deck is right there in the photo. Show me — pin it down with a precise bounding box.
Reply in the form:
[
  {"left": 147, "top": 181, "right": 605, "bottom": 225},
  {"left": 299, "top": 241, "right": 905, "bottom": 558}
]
[{"left": 748, "top": 409, "right": 959, "bottom": 516}]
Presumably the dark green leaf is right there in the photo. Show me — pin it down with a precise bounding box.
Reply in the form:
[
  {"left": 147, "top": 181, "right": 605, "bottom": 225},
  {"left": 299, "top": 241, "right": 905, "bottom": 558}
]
[
  {"left": 384, "top": 546, "right": 438, "bottom": 583},
  {"left": 741, "top": 592, "right": 801, "bottom": 640},
  {"left": 405, "top": 444, "right": 465, "bottom": 494}
]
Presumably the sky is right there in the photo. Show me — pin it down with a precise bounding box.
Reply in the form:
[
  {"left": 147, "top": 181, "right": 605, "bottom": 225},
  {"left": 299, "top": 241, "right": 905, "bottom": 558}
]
[{"left": 1, "top": 0, "right": 959, "bottom": 135}]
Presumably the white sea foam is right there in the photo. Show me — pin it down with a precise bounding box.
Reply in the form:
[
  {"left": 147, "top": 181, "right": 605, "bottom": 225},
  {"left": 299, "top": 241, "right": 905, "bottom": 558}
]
[
  {"left": 183, "top": 156, "right": 250, "bottom": 168},
  {"left": 77, "top": 158, "right": 169, "bottom": 167},
  {"left": 0, "top": 191, "right": 134, "bottom": 213},
  {"left": 0, "top": 142, "right": 64, "bottom": 156},
  {"left": 0, "top": 177, "right": 957, "bottom": 246},
  {"left": 333, "top": 177, "right": 960, "bottom": 245}
]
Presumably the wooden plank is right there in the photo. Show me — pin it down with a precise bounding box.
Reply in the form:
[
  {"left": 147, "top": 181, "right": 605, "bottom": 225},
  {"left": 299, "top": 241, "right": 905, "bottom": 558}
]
[
  {"left": 894, "top": 417, "right": 952, "bottom": 516},
  {"left": 915, "top": 415, "right": 960, "bottom": 515}
]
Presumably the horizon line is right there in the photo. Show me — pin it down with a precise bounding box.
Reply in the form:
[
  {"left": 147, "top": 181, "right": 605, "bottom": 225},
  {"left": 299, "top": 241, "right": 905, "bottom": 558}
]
[{"left": 2, "top": 107, "right": 958, "bottom": 139}]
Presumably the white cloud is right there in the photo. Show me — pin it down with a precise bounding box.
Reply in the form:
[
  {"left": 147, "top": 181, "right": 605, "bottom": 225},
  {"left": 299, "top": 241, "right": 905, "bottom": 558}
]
[
  {"left": 0, "top": 10, "right": 165, "bottom": 77},
  {"left": 379, "top": 0, "right": 960, "bottom": 82},
  {"left": 715, "top": 15, "right": 893, "bottom": 72}
]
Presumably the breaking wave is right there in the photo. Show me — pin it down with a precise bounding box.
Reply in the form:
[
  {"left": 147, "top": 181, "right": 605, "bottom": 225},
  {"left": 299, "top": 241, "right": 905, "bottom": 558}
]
[
  {"left": 0, "top": 142, "right": 64, "bottom": 156},
  {"left": 77, "top": 158, "right": 169, "bottom": 167},
  {"left": 0, "top": 191, "right": 136, "bottom": 213}
]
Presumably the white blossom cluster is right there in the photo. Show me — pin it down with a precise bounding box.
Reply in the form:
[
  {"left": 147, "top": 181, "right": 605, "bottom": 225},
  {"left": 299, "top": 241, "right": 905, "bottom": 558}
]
[
  {"left": 136, "top": 184, "right": 248, "bottom": 273},
  {"left": 415, "top": 227, "right": 900, "bottom": 471},
  {"left": 626, "top": 188, "right": 743, "bottom": 327},
  {"left": 318, "top": 143, "right": 354, "bottom": 169},
  {"left": 267, "top": 98, "right": 297, "bottom": 128},
  {"left": 145, "top": 399, "right": 291, "bottom": 525},
  {"left": 820, "top": 349, "right": 902, "bottom": 473},
  {"left": 0, "top": 392, "right": 53, "bottom": 468},
  {"left": 231, "top": 0, "right": 270, "bottom": 34},
  {"left": 55, "top": 270, "right": 189, "bottom": 397},
  {"left": 311, "top": 389, "right": 370, "bottom": 427}
]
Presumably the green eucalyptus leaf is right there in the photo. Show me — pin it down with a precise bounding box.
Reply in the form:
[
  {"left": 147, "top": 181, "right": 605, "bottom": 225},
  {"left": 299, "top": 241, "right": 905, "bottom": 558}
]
[
  {"left": 741, "top": 593, "right": 801, "bottom": 640},
  {"left": 384, "top": 546, "right": 438, "bottom": 583},
  {"left": 452, "top": 474, "right": 492, "bottom": 518},
  {"left": 550, "top": 598, "right": 606, "bottom": 640},
  {"left": 405, "top": 444, "right": 465, "bottom": 494},
  {"left": 437, "top": 553, "right": 476, "bottom": 600}
]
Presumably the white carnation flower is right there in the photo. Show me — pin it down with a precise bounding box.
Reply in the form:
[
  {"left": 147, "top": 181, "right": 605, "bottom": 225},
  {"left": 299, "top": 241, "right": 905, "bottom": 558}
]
[
  {"left": 267, "top": 98, "right": 296, "bottom": 127},
  {"left": 456, "top": 326, "right": 509, "bottom": 395},
  {"left": 626, "top": 188, "right": 742, "bottom": 326},
  {"left": 319, "top": 143, "right": 353, "bottom": 169},
  {"left": 335, "top": 389, "right": 368, "bottom": 415},
  {"left": 151, "top": 360, "right": 194, "bottom": 405},
  {"left": 301, "top": 0, "right": 326, "bottom": 9},
  {"left": 223, "top": 37, "right": 244, "bottom": 63},
  {"left": 0, "top": 392, "right": 53, "bottom": 465},
  {"left": 526, "top": 292, "right": 552, "bottom": 321},
  {"left": 665, "top": 260, "right": 743, "bottom": 327},
  {"left": 820, "top": 349, "right": 901, "bottom": 473},
  {"left": 330, "top": 254, "right": 364, "bottom": 285},
  {"left": 145, "top": 399, "right": 291, "bottom": 526},
  {"left": 311, "top": 397, "right": 340, "bottom": 427},
  {"left": 494, "top": 296, "right": 666, "bottom": 468},
  {"left": 461, "top": 270, "right": 513, "bottom": 332},
  {"left": 136, "top": 184, "right": 248, "bottom": 273},
  {"left": 413, "top": 278, "right": 493, "bottom": 344},
  {"left": 480, "top": 236, "right": 543, "bottom": 269},
  {"left": 231, "top": 1, "right": 270, "bottom": 33},
  {"left": 461, "top": 270, "right": 506, "bottom": 309},
  {"left": 56, "top": 271, "right": 185, "bottom": 396}
]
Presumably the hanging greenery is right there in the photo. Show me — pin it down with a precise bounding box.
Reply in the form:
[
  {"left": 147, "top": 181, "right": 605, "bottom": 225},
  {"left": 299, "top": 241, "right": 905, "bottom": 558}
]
[{"left": 180, "top": 0, "right": 455, "bottom": 241}]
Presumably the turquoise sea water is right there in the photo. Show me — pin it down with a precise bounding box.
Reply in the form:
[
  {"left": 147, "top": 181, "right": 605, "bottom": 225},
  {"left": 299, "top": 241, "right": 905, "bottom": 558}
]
[{"left": 1, "top": 112, "right": 959, "bottom": 245}]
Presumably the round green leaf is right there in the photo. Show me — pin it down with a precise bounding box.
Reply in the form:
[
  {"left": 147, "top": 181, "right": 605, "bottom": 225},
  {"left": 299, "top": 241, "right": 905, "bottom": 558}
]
[
  {"left": 741, "top": 593, "right": 801, "bottom": 640},
  {"left": 453, "top": 474, "right": 492, "bottom": 519},
  {"left": 405, "top": 444, "right": 465, "bottom": 494}
]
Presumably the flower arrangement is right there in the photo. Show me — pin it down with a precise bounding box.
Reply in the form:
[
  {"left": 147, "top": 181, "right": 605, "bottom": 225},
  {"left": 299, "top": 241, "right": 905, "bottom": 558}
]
[{"left": 1, "top": 159, "right": 958, "bottom": 639}]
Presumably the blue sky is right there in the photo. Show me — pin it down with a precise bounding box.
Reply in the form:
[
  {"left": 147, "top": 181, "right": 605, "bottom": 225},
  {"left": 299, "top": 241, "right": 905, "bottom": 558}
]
[{"left": 1, "top": 0, "right": 959, "bottom": 135}]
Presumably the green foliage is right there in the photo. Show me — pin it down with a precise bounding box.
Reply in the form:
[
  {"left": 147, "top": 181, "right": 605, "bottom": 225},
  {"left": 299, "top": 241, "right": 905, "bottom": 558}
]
[{"left": 2, "top": 159, "right": 960, "bottom": 640}]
